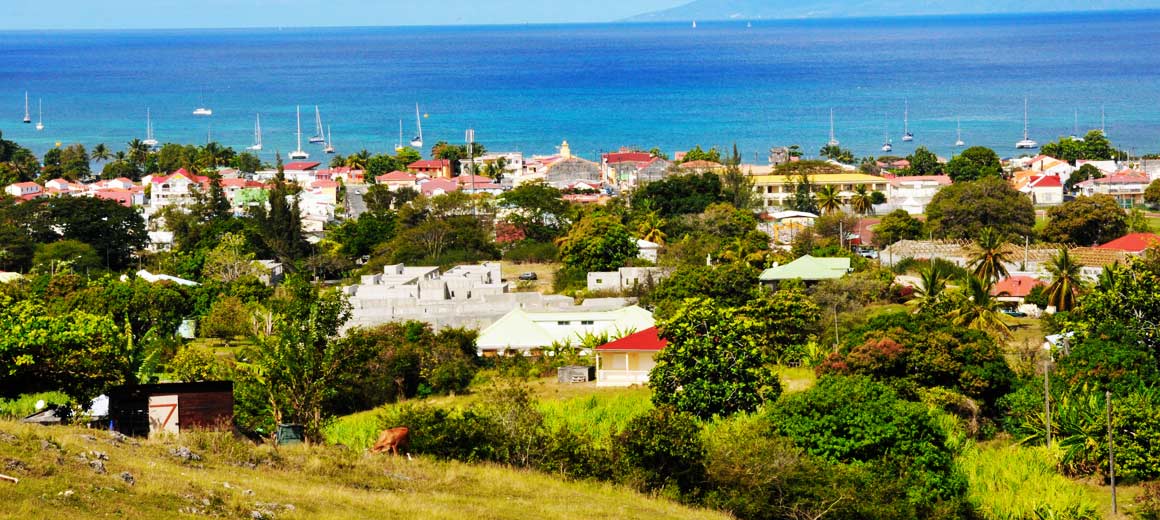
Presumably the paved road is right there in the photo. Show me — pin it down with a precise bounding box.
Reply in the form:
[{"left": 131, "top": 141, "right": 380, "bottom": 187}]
[{"left": 346, "top": 183, "right": 368, "bottom": 220}]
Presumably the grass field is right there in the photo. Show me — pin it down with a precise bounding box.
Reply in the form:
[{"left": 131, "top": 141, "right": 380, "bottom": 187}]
[
  {"left": 500, "top": 261, "right": 559, "bottom": 293},
  {"left": 0, "top": 421, "right": 728, "bottom": 520}
]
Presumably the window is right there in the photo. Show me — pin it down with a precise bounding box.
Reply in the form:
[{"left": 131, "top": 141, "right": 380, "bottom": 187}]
[
  {"left": 581, "top": 320, "right": 594, "bottom": 325},
  {"left": 557, "top": 321, "right": 571, "bottom": 326}
]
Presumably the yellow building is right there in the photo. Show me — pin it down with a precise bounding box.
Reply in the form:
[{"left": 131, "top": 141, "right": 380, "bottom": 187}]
[{"left": 751, "top": 173, "right": 889, "bottom": 209}]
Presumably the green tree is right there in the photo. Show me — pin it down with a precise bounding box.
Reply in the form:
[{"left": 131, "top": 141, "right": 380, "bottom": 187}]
[
  {"left": 719, "top": 144, "right": 757, "bottom": 210},
  {"left": 646, "top": 262, "right": 760, "bottom": 318},
  {"left": 251, "top": 155, "right": 307, "bottom": 265},
  {"left": 1066, "top": 164, "right": 1104, "bottom": 193},
  {"left": 618, "top": 406, "right": 707, "bottom": 495},
  {"left": 202, "top": 232, "right": 265, "bottom": 283},
  {"left": 632, "top": 172, "right": 723, "bottom": 219},
  {"left": 557, "top": 214, "right": 637, "bottom": 272},
  {"left": 233, "top": 152, "right": 261, "bottom": 174},
  {"left": 926, "top": 176, "right": 1035, "bottom": 240},
  {"left": 496, "top": 181, "right": 570, "bottom": 242},
  {"left": 32, "top": 240, "right": 101, "bottom": 275},
  {"left": 91, "top": 143, "right": 111, "bottom": 163},
  {"left": 873, "top": 209, "right": 924, "bottom": 248},
  {"left": 968, "top": 227, "right": 1012, "bottom": 283},
  {"left": 650, "top": 297, "right": 781, "bottom": 419},
  {"left": 904, "top": 146, "right": 941, "bottom": 176},
  {"left": 743, "top": 289, "right": 820, "bottom": 363},
  {"left": 945, "top": 146, "right": 1002, "bottom": 183},
  {"left": 1042, "top": 194, "right": 1127, "bottom": 246},
  {"left": 951, "top": 276, "right": 1011, "bottom": 338},
  {"left": 814, "top": 184, "right": 841, "bottom": 215},
  {"left": 819, "top": 144, "right": 854, "bottom": 164},
  {"left": 635, "top": 211, "right": 667, "bottom": 246},
  {"left": 911, "top": 260, "right": 951, "bottom": 310},
  {"left": 41, "top": 197, "right": 148, "bottom": 269},
  {"left": 42, "top": 147, "right": 62, "bottom": 179},
  {"left": 681, "top": 145, "right": 722, "bottom": 164},
  {"left": 59, "top": 144, "right": 91, "bottom": 181},
  {"left": 788, "top": 173, "right": 820, "bottom": 214},
  {"left": 1044, "top": 248, "right": 1083, "bottom": 312},
  {"left": 849, "top": 184, "right": 873, "bottom": 215},
  {"left": 245, "top": 281, "right": 360, "bottom": 441}
]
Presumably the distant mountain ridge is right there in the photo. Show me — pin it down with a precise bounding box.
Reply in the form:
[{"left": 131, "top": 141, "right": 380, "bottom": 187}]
[{"left": 625, "top": 0, "right": 1160, "bottom": 22}]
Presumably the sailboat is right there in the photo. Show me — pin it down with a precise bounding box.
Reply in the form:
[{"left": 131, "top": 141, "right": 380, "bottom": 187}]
[
  {"left": 692, "top": 20, "right": 697, "bottom": 29},
  {"left": 248, "top": 114, "right": 263, "bottom": 151},
  {"left": 289, "top": 105, "right": 310, "bottom": 160},
  {"left": 410, "top": 104, "right": 424, "bottom": 148},
  {"left": 826, "top": 108, "right": 839, "bottom": 147},
  {"left": 395, "top": 119, "right": 405, "bottom": 152},
  {"left": 881, "top": 117, "right": 892, "bottom": 153},
  {"left": 324, "top": 126, "right": 335, "bottom": 154},
  {"left": 309, "top": 106, "right": 326, "bottom": 143},
  {"left": 35, "top": 99, "right": 44, "bottom": 131},
  {"left": 143, "top": 108, "right": 159, "bottom": 148},
  {"left": 22, "top": 92, "right": 31, "bottom": 124},
  {"left": 1015, "top": 97, "right": 1038, "bottom": 149},
  {"left": 955, "top": 118, "right": 965, "bottom": 147},
  {"left": 193, "top": 90, "right": 212, "bottom": 116},
  {"left": 1070, "top": 109, "right": 1082, "bottom": 141},
  {"left": 901, "top": 100, "right": 914, "bottom": 142}
]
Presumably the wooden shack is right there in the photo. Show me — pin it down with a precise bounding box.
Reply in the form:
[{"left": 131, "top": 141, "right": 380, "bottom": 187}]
[{"left": 106, "top": 382, "right": 234, "bottom": 437}]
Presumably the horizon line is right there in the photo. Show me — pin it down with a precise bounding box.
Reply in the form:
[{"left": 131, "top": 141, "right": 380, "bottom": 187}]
[{"left": 0, "top": 8, "right": 1157, "bottom": 33}]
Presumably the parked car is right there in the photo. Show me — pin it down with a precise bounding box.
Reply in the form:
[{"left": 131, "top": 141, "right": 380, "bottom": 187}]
[
  {"left": 1001, "top": 309, "right": 1027, "bottom": 318},
  {"left": 518, "top": 272, "right": 538, "bottom": 281}
]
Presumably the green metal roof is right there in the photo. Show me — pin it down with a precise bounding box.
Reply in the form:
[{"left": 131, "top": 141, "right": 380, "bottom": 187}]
[{"left": 758, "top": 255, "right": 851, "bottom": 282}]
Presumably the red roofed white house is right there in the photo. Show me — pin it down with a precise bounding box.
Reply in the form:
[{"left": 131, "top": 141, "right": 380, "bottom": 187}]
[
  {"left": 1020, "top": 175, "right": 1064, "bottom": 206},
  {"left": 375, "top": 171, "right": 418, "bottom": 191},
  {"left": 1096, "top": 233, "right": 1160, "bottom": 254},
  {"left": 886, "top": 175, "right": 951, "bottom": 215},
  {"left": 419, "top": 178, "right": 459, "bottom": 196},
  {"left": 992, "top": 276, "right": 1046, "bottom": 305},
  {"left": 1076, "top": 172, "right": 1150, "bottom": 207},
  {"left": 150, "top": 169, "right": 210, "bottom": 209},
  {"left": 595, "top": 327, "right": 667, "bottom": 387},
  {"left": 5, "top": 181, "right": 44, "bottom": 200},
  {"left": 93, "top": 187, "right": 145, "bottom": 208}
]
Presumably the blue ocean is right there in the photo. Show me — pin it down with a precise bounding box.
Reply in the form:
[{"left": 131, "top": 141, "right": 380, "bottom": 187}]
[{"left": 2, "top": 11, "right": 1160, "bottom": 163}]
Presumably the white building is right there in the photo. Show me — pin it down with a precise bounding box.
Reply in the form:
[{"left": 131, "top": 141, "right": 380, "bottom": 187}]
[
  {"left": 148, "top": 169, "right": 209, "bottom": 210},
  {"left": 475, "top": 305, "right": 655, "bottom": 356},
  {"left": 587, "top": 267, "right": 671, "bottom": 293},
  {"left": 886, "top": 175, "right": 952, "bottom": 215},
  {"left": 1021, "top": 175, "right": 1065, "bottom": 206},
  {"left": 5, "top": 181, "right": 43, "bottom": 200}
]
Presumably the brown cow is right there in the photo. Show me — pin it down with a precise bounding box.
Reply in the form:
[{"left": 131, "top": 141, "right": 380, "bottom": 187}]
[{"left": 370, "top": 427, "right": 409, "bottom": 456}]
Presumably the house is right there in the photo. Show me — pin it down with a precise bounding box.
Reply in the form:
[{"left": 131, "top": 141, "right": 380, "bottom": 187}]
[
  {"left": 602, "top": 150, "right": 669, "bottom": 186},
  {"left": 1076, "top": 160, "right": 1121, "bottom": 176},
  {"left": 759, "top": 210, "right": 818, "bottom": 244},
  {"left": 758, "top": 255, "right": 852, "bottom": 285},
  {"left": 541, "top": 142, "right": 603, "bottom": 189},
  {"left": 375, "top": 170, "right": 418, "bottom": 191},
  {"left": 992, "top": 276, "right": 1046, "bottom": 305},
  {"left": 475, "top": 305, "right": 655, "bottom": 356},
  {"left": 419, "top": 178, "right": 460, "bottom": 196},
  {"left": 282, "top": 161, "right": 322, "bottom": 184},
  {"left": 5, "top": 181, "right": 43, "bottom": 200},
  {"left": 1096, "top": 233, "right": 1160, "bottom": 254},
  {"left": 886, "top": 175, "right": 951, "bottom": 215},
  {"left": 595, "top": 327, "right": 666, "bottom": 387},
  {"left": 408, "top": 159, "right": 453, "bottom": 179},
  {"left": 106, "top": 382, "right": 233, "bottom": 438},
  {"left": 149, "top": 169, "right": 210, "bottom": 209},
  {"left": 637, "top": 239, "right": 661, "bottom": 263},
  {"left": 1020, "top": 175, "right": 1064, "bottom": 206},
  {"left": 587, "top": 267, "right": 671, "bottom": 293},
  {"left": 93, "top": 187, "right": 145, "bottom": 207},
  {"left": 456, "top": 174, "right": 505, "bottom": 195},
  {"left": 459, "top": 152, "right": 525, "bottom": 179},
  {"left": 1027, "top": 155, "right": 1076, "bottom": 178},
  {"left": 751, "top": 173, "right": 889, "bottom": 210},
  {"left": 1076, "top": 172, "right": 1150, "bottom": 208}
]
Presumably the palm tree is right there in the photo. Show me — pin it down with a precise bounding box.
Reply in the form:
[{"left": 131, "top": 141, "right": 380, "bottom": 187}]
[
  {"left": 952, "top": 275, "right": 1011, "bottom": 338},
  {"left": 91, "top": 143, "right": 111, "bottom": 163},
  {"left": 850, "top": 184, "right": 872, "bottom": 215},
  {"left": 127, "top": 139, "right": 150, "bottom": 167},
  {"left": 968, "top": 227, "right": 1012, "bottom": 283},
  {"left": 911, "top": 261, "right": 951, "bottom": 309},
  {"left": 637, "top": 211, "right": 667, "bottom": 246},
  {"left": 816, "top": 185, "right": 841, "bottom": 215},
  {"left": 1045, "top": 248, "right": 1084, "bottom": 312},
  {"left": 345, "top": 149, "right": 371, "bottom": 170}
]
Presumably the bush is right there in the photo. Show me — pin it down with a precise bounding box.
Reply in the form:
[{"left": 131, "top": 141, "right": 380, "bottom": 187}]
[
  {"left": 169, "top": 345, "right": 230, "bottom": 382},
  {"left": 199, "top": 296, "right": 251, "bottom": 339},
  {"left": 503, "top": 240, "right": 558, "bottom": 264},
  {"left": 0, "top": 391, "right": 72, "bottom": 419},
  {"left": 1054, "top": 324, "right": 1159, "bottom": 395},
  {"left": 616, "top": 406, "right": 706, "bottom": 497}
]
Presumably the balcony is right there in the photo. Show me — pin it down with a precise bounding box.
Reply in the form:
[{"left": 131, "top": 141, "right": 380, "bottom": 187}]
[{"left": 596, "top": 369, "right": 651, "bottom": 387}]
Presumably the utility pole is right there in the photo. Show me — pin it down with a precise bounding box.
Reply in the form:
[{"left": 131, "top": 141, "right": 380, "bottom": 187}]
[
  {"left": 466, "top": 128, "right": 475, "bottom": 219},
  {"left": 1107, "top": 390, "right": 1118, "bottom": 515}
]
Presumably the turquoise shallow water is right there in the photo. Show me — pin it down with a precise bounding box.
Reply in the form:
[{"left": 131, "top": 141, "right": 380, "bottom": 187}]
[{"left": 2, "top": 11, "right": 1160, "bottom": 162}]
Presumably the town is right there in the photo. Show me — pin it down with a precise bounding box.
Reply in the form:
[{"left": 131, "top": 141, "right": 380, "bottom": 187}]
[{"left": 3, "top": 120, "right": 1160, "bottom": 520}]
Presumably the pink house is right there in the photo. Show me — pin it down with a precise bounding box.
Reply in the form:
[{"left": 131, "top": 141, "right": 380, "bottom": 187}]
[
  {"left": 419, "top": 178, "right": 459, "bottom": 196},
  {"left": 375, "top": 170, "right": 418, "bottom": 191}
]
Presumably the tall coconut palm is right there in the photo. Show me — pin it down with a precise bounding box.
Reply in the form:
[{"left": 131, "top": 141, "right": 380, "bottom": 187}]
[
  {"left": 1045, "top": 247, "right": 1084, "bottom": 312},
  {"left": 816, "top": 184, "right": 842, "bottom": 215},
  {"left": 952, "top": 275, "right": 1011, "bottom": 338},
  {"left": 345, "top": 149, "right": 371, "bottom": 171},
  {"left": 850, "top": 184, "right": 872, "bottom": 215},
  {"left": 637, "top": 211, "right": 667, "bottom": 246},
  {"left": 91, "top": 143, "right": 111, "bottom": 163},
  {"left": 968, "top": 227, "right": 1012, "bottom": 283},
  {"left": 911, "top": 261, "right": 951, "bottom": 309},
  {"left": 126, "top": 139, "right": 150, "bottom": 168}
]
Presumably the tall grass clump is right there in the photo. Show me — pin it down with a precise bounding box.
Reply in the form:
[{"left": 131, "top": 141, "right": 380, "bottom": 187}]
[
  {"left": 958, "top": 442, "right": 1098, "bottom": 520},
  {"left": 538, "top": 389, "right": 653, "bottom": 445}
]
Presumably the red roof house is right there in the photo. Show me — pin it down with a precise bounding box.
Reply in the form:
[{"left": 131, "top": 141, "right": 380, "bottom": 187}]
[
  {"left": 419, "top": 178, "right": 459, "bottom": 196},
  {"left": 1096, "top": 233, "right": 1160, "bottom": 254},
  {"left": 603, "top": 151, "right": 653, "bottom": 164},
  {"left": 283, "top": 161, "right": 322, "bottom": 172},
  {"left": 992, "top": 276, "right": 1046, "bottom": 301},
  {"left": 595, "top": 327, "right": 666, "bottom": 388},
  {"left": 408, "top": 159, "right": 453, "bottom": 179}
]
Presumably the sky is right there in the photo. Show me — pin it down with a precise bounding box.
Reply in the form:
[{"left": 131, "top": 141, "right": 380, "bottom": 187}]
[{"left": 2, "top": 0, "right": 687, "bottom": 30}]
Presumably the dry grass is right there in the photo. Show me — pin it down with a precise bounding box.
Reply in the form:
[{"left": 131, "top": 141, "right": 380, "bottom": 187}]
[
  {"left": 0, "top": 420, "right": 729, "bottom": 520},
  {"left": 500, "top": 261, "right": 559, "bottom": 293}
]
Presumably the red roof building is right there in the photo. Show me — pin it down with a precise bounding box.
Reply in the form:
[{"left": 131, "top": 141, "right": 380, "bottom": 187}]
[
  {"left": 603, "top": 151, "right": 653, "bottom": 164},
  {"left": 992, "top": 276, "right": 1046, "bottom": 299},
  {"left": 595, "top": 327, "right": 666, "bottom": 387},
  {"left": 419, "top": 178, "right": 459, "bottom": 196},
  {"left": 283, "top": 161, "right": 321, "bottom": 172},
  {"left": 408, "top": 159, "right": 453, "bottom": 179},
  {"left": 1096, "top": 233, "right": 1160, "bottom": 254},
  {"left": 595, "top": 327, "right": 667, "bottom": 352}
]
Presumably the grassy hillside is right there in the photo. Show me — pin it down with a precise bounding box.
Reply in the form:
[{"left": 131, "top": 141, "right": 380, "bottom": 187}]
[{"left": 0, "top": 421, "right": 729, "bottom": 520}]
